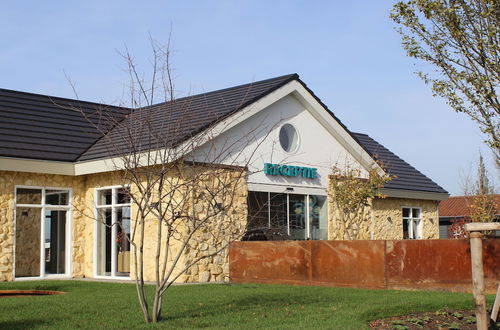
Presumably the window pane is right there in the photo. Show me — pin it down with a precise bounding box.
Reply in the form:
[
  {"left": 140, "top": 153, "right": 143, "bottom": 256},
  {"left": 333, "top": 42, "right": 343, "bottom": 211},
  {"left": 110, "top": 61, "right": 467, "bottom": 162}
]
[
  {"left": 309, "top": 195, "right": 328, "bottom": 240},
  {"left": 116, "top": 207, "right": 131, "bottom": 276},
  {"left": 97, "top": 189, "right": 112, "bottom": 205},
  {"left": 289, "top": 194, "right": 306, "bottom": 240},
  {"left": 44, "top": 210, "right": 66, "bottom": 274},
  {"left": 96, "top": 208, "right": 112, "bottom": 276},
  {"left": 269, "top": 193, "right": 288, "bottom": 238},
  {"left": 413, "top": 220, "right": 420, "bottom": 239},
  {"left": 402, "top": 208, "right": 410, "bottom": 218},
  {"left": 412, "top": 208, "right": 420, "bottom": 218},
  {"left": 117, "top": 188, "right": 131, "bottom": 204},
  {"left": 402, "top": 219, "right": 410, "bottom": 239},
  {"left": 45, "top": 190, "right": 69, "bottom": 205},
  {"left": 15, "top": 207, "right": 41, "bottom": 277},
  {"left": 244, "top": 192, "right": 270, "bottom": 241},
  {"left": 16, "top": 188, "right": 42, "bottom": 205}
]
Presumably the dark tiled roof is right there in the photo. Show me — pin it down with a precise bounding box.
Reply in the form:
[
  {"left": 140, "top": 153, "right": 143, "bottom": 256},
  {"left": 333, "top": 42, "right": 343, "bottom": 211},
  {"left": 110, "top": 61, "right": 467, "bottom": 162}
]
[
  {"left": 78, "top": 74, "right": 298, "bottom": 161},
  {"left": 439, "top": 195, "right": 500, "bottom": 217},
  {"left": 0, "top": 88, "right": 129, "bottom": 161},
  {"left": 352, "top": 133, "right": 448, "bottom": 194}
]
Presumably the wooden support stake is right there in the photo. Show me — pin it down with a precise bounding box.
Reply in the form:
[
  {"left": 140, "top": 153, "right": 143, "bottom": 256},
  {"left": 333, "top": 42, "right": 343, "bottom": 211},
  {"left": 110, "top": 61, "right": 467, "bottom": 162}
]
[
  {"left": 492, "top": 282, "right": 500, "bottom": 322},
  {"left": 469, "top": 231, "right": 488, "bottom": 330}
]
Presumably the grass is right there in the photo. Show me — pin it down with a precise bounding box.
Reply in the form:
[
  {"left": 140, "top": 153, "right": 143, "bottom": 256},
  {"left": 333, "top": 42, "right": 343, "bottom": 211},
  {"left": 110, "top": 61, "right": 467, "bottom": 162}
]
[{"left": 0, "top": 280, "right": 494, "bottom": 329}]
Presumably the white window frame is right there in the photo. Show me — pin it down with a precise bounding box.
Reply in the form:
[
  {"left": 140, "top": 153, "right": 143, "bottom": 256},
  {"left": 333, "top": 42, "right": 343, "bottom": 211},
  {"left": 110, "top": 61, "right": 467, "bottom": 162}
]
[
  {"left": 402, "top": 206, "right": 422, "bottom": 239},
  {"left": 13, "top": 185, "right": 72, "bottom": 280},
  {"left": 93, "top": 185, "right": 132, "bottom": 280}
]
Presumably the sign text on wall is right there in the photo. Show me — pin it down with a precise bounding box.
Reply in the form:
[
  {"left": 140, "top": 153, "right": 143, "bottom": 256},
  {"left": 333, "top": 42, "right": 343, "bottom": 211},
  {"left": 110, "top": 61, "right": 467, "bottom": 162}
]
[{"left": 264, "top": 163, "right": 318, "bottom": 179}]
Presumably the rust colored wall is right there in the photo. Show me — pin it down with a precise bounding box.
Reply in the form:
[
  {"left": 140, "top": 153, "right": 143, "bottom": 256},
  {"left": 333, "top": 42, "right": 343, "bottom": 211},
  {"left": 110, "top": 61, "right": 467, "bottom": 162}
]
[
  {"left": 310, "top": 241, "right": 386, "bottom": 288},
  {"left": 229, "top": 239, "right": 500, "bottom": 293}
]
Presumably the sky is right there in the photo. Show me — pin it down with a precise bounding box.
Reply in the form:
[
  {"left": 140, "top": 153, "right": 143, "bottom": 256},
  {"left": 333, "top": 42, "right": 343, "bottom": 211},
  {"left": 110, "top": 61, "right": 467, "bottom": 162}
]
[{"left": 0, "top": 1, "right": 496, "bottom": 195}]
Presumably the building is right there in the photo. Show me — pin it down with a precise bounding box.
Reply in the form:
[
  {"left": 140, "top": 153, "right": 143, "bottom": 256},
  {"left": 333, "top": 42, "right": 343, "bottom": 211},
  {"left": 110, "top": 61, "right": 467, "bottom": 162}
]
[
  {"left": 0, "top": 74, "right": 448, "bottom": 282},
  {"left": 439, "top": 195, "right": 500, "bottom": 238}
]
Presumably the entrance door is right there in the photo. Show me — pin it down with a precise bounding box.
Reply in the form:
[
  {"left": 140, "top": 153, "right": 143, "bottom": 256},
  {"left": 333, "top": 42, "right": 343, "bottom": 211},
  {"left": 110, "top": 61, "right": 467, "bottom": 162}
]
[
  {"left": 95, "top": 187, "right": 131, "bottom": 278},
  {"left": 44, "top": 210, "right": 67, "bottom": 274}
]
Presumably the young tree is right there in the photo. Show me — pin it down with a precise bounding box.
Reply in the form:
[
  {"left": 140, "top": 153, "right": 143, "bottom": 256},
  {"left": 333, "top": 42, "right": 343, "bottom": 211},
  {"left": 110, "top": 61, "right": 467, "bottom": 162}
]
[
  {"left": 329, "top": 162, "right": 392, "bottom": 240},
  {"left": 475, "top": 152, "right": 494, "bottom": 195},
  {"left": 450, "top": 153, "right": 498, "bottom": 237},
  {"left": 67, "top": 39, "right": 273, "bottom": 323},
  {"left": 391, "top": 0, "right": 500, "bottom": 166}
]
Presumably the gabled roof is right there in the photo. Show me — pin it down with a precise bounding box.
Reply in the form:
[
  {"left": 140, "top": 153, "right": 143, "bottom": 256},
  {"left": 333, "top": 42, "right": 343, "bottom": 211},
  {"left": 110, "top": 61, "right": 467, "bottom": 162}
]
[
  {"left": 0, "top": 88, "right": 129, "bottom": 161},
  {"left": 78, "top": 74, "right": 297, "bottom": 161},
  {"left": 439, "top": 195, "right": 500, "bottom": 217},
  {"left": 352, "top": 133, "right": 448, "bottom": 194},
  {"left": 0, "top": 74, "right": 448, "bottom": 197}
]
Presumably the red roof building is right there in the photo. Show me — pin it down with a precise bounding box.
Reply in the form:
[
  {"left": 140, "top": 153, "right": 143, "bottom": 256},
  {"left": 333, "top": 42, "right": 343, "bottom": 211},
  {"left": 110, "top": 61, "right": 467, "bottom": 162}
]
[{"left": 439, "top": 195, "right": 500, "bottom": 238}]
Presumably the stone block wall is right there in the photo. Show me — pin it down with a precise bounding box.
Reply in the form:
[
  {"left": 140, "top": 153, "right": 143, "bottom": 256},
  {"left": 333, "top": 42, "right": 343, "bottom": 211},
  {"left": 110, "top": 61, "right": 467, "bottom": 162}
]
[
  {"left": 371, "top": 197, "right": 439, "bottom": 240},
  {"left": 14, "top": 206, "right": 41, "bottom": 277},
  {"left": 0, "top": 165, "right": 247, "bottom": 283},
  {"left": 327, "top": 174, "right": 439, "bottom": 240}
]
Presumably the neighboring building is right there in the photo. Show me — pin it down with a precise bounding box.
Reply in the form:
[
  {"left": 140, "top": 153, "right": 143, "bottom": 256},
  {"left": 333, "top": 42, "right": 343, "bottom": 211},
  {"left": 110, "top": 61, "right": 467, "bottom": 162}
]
[
  {"left": 439, "top": 195, "right": 500, "bottom": 238},
  {"left": 0, "top": 74, "right": 448, "bottom": 282}
]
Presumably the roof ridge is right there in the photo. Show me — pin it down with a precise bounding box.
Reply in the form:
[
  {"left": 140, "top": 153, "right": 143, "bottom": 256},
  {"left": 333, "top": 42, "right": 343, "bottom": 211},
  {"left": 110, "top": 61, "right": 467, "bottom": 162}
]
[
  {"left": 144, "top": 73, "right": 298, "bottom": 109},
  {"left": 0, "top": 87, "right": 128, "bottom": 110}
]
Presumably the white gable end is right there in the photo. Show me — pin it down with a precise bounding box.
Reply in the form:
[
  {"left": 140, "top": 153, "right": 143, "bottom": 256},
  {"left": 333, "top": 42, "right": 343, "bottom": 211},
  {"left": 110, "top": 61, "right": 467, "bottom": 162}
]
[{"left": 190, "top": 82, "right": 376, "bottom": 193}]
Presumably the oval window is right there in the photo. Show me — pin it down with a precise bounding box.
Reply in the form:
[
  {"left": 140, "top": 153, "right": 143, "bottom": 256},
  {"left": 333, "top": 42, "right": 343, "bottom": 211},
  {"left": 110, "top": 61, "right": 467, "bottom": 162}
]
[{"left": 279, "top": 124, "right": 299, "bottom": 153}]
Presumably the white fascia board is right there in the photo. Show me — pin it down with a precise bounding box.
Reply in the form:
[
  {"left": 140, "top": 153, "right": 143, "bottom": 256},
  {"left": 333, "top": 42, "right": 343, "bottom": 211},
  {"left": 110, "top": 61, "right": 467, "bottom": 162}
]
[
  {"left": 0, "top": 157, "right": 75, "bottom": 175},
  {"left": 74, "top": 150, "right": 177, "bottom": 175},
  {"left": 74, "top": 156, "right": 125, "bottom": 175},
  {"left": 380, "top": 188, "right": 449, "bottom": 201}
]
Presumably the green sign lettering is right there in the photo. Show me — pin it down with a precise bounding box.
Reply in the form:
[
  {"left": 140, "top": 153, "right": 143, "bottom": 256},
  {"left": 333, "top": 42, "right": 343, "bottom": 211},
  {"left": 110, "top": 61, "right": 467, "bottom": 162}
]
[{"left": 264, "top": 163, "right": 317, "bottom": 179}]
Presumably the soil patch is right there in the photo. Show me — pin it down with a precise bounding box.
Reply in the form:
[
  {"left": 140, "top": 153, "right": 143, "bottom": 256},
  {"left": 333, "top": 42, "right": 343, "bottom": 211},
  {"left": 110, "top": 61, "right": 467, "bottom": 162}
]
[
  {"left": 0, "top": 290, "right": 65, "bottom": 298},
  {"left": 369, "top": 309, "right": 500, "bottom": 329}
]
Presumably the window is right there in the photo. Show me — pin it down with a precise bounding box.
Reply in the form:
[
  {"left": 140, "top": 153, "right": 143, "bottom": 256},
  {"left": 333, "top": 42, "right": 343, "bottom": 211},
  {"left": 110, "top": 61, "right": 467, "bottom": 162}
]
[
  {"left": 95, "top": 187, "right": 131, "bottom": 278},
  {"left": 245, "top": 191, "right": 327, "bottom": 240},
  {"left": 402, "top": 207, "right": 421, "bottom": 239},
  {"left": 279, "top": 124, "right": 299, "bottom": 153},
  {"left": 14, "top": 187, "right": 70, "bottom": 278}
]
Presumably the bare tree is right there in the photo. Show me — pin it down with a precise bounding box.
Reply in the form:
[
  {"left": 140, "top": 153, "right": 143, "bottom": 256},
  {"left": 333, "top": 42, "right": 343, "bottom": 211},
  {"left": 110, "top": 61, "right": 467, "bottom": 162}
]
[
  {"left": 451, "top": 153, "right": 498, "bottom": 238},
  {"left": 66, "top": 38, "right": 274, "bottom": 323}
]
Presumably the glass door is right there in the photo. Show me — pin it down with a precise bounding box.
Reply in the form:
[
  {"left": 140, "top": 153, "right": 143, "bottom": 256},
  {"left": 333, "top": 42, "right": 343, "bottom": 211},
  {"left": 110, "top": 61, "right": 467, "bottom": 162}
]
[
  {"left": 15, "top": 187, "right": 70, "bottom": 278},
  {"left": 95, "top": 187, "right": 131, "bottom": 278},
  {"left": 44, "top": 210, "right": 66, "bottom": 274}
]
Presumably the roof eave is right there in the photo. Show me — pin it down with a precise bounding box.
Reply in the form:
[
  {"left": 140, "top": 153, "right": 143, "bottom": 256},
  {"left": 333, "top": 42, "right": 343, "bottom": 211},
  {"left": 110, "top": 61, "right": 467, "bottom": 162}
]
[{"left": 380, "top": 187, "right": 450, "bottom": 201}]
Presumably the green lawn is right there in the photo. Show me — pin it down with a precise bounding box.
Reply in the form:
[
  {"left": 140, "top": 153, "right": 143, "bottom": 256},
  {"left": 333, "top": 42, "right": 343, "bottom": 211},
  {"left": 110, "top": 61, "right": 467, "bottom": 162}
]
[{"left": 0, "top": 280, "right": 493, "bottom": 329}]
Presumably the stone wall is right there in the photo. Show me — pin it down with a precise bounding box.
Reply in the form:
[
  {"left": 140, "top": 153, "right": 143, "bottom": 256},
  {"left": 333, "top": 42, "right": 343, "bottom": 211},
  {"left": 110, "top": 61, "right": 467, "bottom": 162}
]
[
  {"left": 371, "top": 198, "right": 439, "bottom": 240},
  {"left": 327, "top": 175, "right": 439, "bottom": 240},
  {"left": 0, "top": 165, "right": 247, "bottom": 283},
  {"left": 14, "top": 207, "right": 41, "bottom": 277}
]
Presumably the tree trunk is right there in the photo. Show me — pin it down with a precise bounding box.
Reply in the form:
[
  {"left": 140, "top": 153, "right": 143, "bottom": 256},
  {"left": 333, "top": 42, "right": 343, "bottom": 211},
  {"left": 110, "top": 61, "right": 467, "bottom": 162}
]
[{"left": 152, "top": 289, "right": 162, "bottom": 322}]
